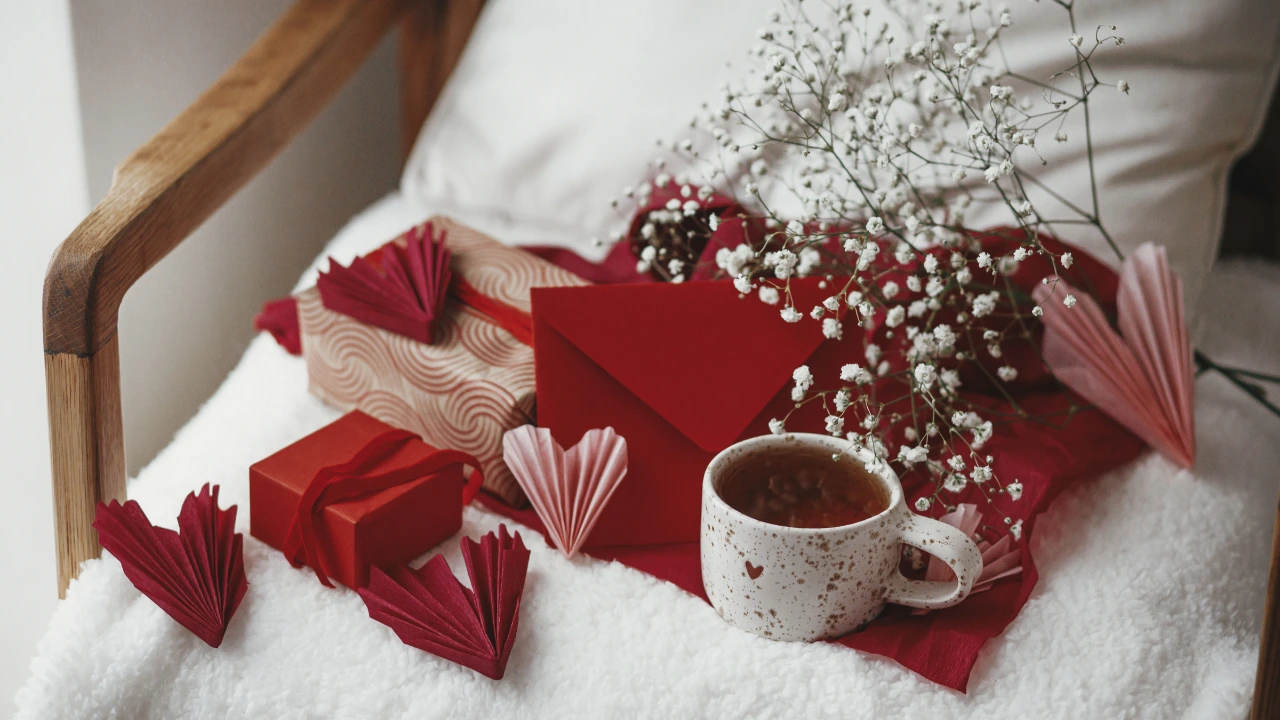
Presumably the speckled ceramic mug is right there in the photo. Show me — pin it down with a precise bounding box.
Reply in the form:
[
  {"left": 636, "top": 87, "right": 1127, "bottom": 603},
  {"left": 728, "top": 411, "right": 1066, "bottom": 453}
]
[{"left": 701, "top": 433, "right": 983, "bottom": 642}]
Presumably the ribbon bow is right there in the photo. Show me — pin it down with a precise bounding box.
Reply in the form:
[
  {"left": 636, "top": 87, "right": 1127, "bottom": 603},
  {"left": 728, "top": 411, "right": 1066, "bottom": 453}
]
[{"left": 282, "top": 429, "right": 483, "bottom": 587}]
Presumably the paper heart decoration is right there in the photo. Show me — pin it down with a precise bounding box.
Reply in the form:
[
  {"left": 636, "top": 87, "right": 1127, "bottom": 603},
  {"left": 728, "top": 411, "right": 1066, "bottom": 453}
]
[
  {"left": 1033, "top": 243, "right": 1195, "bottom": 468},
  {"left": 316, "top": 221, "right": 453, "bottom": 344},
  {"left": 358, "top": 525, "right": 529, "bottom": 679},
  {"left": 502, "top": 426, "right": 628, "bottom": 559},
  {"left": 912, "top": 503, "right": 1021, "bottom": 615},
  {"left": 92, "top": 484, "right": 248, "bottom": 647}
]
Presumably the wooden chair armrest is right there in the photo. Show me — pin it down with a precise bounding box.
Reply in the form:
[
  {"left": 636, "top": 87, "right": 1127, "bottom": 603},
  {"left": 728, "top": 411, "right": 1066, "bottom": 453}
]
[{"left": 43, "top": 0, "right": 411, "bottom": 597}]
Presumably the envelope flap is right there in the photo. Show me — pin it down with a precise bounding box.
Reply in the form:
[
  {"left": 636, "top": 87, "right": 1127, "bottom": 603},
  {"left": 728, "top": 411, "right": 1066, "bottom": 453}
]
[{"left": 532, "top": 279, "right": 831, "bottom": 452}]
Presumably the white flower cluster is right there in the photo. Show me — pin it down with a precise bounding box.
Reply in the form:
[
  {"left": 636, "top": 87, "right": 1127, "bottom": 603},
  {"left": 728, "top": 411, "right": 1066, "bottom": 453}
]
[{"left": 618, "top": 0, "right": 1127, "bottom": 525}]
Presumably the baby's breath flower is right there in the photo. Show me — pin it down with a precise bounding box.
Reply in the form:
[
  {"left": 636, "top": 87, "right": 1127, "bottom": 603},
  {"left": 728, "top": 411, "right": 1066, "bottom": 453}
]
[
  {"left": 759, "top": 286, "right": 780, "bottom": 305},
  {"left": 1006, "top": 482, "right": 1023, "bottom": 501},
  {"left": 825, "top": 414, "right": 845, "bottom": 435},
  {"left": 781, "top": 306, "right": 803, "bottom": 323},
  {"left": 885, "top": 305, "right": 906, "bottom": 327},
  {"left": 768, "top": 418, "right": 786, "bottom": 435},
  {"left": 822, "top": 317, "right": 843, "bottom": 340},
  {"left": 865, "top": 343, "right": 882, "bottom": 366},
  {"left": 996, "top": 366, "right": 1018, "bottom": 382},
  {"left": 840, "top": 363, "right": 873, "bottom": 385},
  {"left": 914, "top": 363, "right": 938, "bottom": 390},
  {"left": 1063, "top": 294, "right": 1077, "bottom": 308},
  {"left": 972, "top": 291, "right": 999, "bottom": 318},
  {"left": 1061, "top": 252, "right": 1074, "bottom": 269},
  {"left": 792, "top": 365, "right": 813, "bottom": 391},
  {"left": 834, "top": 389, "right": 852, "bottom": 412},
  {"left": 915, "top": 496, "right": 932, "bottom": 512},
  {"left": 733, "top": 275, "right": 754, "bottom": 294}
]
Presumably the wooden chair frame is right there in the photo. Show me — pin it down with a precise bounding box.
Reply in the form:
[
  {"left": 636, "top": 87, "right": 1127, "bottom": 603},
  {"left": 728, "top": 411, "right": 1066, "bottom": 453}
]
[{"left": 39, "top": 1, "right": 1280, "bottom": 716}]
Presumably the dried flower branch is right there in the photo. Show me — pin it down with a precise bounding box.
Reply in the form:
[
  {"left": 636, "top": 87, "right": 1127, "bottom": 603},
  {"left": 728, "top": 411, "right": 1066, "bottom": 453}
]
[{"left": 614, "top": 0, "right": 1136, "bottom": 521}]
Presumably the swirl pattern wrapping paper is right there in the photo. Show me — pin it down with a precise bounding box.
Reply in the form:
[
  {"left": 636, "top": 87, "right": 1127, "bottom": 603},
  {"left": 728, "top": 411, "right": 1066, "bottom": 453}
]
[{"left": 298, "top": 218, "right": 588, "bottom": 504}]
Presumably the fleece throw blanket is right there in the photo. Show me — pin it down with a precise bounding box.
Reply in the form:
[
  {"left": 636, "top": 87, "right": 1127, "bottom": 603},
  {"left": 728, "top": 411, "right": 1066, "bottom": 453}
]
[{"left": 16, "top": 194, "right": 1280, "bottom": 719}]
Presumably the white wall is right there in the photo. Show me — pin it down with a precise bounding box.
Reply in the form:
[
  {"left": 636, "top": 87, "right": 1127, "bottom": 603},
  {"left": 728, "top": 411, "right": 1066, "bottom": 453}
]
[
  {"left": 0, "top": 0, "right": 89, "bottom": 713},
  {"left": 1, "top": 0, "right": 401, "bottom": 711}
]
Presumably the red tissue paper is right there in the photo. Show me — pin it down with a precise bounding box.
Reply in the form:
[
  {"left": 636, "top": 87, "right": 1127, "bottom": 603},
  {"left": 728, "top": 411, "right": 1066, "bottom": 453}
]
[
  {"left": 483, "top": 220, "right": 1146, "bottom": 692},
  {"left": 358, "top": 525, "right": 530, "bottom": 680},
  {"left": 250, "top": 410, "right": 482, "bottom": 589},
  {"left": 317, "top": 221, "right": 453, "bottom": 345},
  {"left": 93, "top": 484, "right": 248, "bottom": 648},
  {"left": 253, "top": 296, "right": 301, "bottom": 356}
]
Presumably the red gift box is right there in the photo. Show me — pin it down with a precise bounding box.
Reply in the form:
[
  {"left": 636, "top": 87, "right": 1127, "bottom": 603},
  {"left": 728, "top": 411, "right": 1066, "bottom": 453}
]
[{"left": 250, "top": 410, "right": 479, "bottom": 589}]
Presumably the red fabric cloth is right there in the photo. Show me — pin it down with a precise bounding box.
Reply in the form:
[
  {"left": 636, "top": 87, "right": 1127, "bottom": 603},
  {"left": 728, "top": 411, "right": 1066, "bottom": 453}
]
[
  {"left": 254, "top": 296, "right": 302, "bottom": 355},
  {"left": 485, "top": 221, "right": 1145, "bottom": 692}
]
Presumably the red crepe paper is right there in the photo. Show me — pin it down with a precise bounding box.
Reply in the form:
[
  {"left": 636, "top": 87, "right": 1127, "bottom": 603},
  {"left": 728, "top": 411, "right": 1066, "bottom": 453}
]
[
  {"left": 358, "top": 525, "right": 530, "bottom": 680},
  {"left": 254, "top": 296, "right": 301, "bottom": 355},
  {"left": 317, "top": 221, "right": 452, "bottom": 344},
  {"left": 482, "top": 209, "right": 1146, "bottom": 692},
  {"left": 93, "top": 484, "right": 247, "bottom": 648}
]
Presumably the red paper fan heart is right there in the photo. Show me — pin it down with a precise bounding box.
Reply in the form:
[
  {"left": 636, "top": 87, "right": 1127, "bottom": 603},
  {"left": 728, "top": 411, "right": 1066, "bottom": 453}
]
[
  {"left": 317, "top": 221, "right": 453, "bottom": 344},
  {"left": 93, "top": 484, "right": 248, "bottom": 648},
  {"left": 358, "top": 525, "right": 530, "bottom": 679}
]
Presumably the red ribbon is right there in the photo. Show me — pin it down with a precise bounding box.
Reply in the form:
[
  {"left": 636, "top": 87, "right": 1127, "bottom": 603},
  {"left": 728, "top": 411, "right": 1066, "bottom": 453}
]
[
  {"left": 450, "top": 276, "right": 535, "bottom": 347},
  {"left": 283, "top": 428, "right": 484, "bottom": 587}
]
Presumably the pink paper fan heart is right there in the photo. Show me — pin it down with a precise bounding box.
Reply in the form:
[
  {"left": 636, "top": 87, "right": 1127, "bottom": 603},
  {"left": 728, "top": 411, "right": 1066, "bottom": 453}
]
[
  {"left": 912, "top": 503, "right": 1022, "bottom": 615},
  {"left": 1033, "top": 243, "right": 1195, "bottom": 468},
  {"left": 502, "top": 426, "right": 628, "bottom": 558}
]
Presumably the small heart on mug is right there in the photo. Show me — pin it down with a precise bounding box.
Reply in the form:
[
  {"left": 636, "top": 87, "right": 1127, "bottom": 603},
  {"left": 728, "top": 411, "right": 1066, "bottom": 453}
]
[{"left": 745, "top": 561, "right": 764, "bottom": 579}]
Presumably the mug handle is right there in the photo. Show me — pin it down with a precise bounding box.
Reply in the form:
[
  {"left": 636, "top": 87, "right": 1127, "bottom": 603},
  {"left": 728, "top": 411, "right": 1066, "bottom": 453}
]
[{"left": 883, "top": 511, "right": 984, "bottom": 610}]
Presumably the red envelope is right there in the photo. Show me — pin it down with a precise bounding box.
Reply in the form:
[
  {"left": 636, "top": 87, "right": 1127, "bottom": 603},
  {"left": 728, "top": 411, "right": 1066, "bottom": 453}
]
[{"left": 531, "top": 277, "right": 850, "bottom": 546}]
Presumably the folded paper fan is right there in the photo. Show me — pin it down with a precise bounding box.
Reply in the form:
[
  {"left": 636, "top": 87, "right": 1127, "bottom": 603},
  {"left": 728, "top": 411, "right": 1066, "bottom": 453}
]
[
  {"left": 92, "top": 484, "right": 248, "bottom": 647},
  {"left": 316, "top": 221, "right": 453, "bottom": 344},
  {"left": 1033, "top": 243, "right": 1195, "bottom": 468},
  {"left": 358, "top": 525, "right": 529, "bottom": 679},
  {"left": 502, "top": 426, "right": 628, "bottom": 558},
  {"left": 912, "top": 503, "right": 1022, "bottom": 615}
]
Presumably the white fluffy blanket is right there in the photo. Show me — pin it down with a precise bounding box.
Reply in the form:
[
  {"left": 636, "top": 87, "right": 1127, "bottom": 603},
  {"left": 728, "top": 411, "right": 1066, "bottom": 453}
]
[{"left": 16, "top": 195, "right": 1280, "bottom": 719}]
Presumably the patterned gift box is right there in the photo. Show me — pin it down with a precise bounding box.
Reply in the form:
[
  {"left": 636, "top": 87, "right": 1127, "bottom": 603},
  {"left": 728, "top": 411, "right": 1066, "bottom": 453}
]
[{"left": 296, "top": 217, "right": 587, "bottom": 504}]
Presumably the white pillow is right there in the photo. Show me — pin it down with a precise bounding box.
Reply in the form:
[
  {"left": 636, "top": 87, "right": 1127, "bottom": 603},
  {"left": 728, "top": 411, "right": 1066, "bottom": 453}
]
[{"left": 402, "top": 0, "right": 1280, "bottom": 307}]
